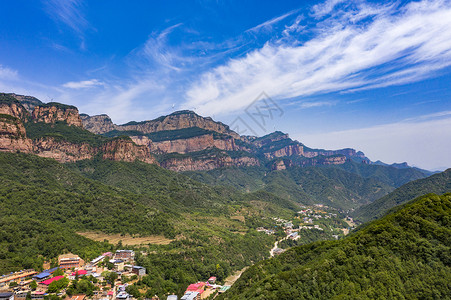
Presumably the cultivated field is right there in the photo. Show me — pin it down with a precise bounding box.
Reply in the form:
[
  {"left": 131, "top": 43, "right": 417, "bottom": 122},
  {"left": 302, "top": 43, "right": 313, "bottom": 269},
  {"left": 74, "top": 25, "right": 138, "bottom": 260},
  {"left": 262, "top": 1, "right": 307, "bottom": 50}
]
[{"left": 77, "top": 232, "right": 173, "bottom": 245}]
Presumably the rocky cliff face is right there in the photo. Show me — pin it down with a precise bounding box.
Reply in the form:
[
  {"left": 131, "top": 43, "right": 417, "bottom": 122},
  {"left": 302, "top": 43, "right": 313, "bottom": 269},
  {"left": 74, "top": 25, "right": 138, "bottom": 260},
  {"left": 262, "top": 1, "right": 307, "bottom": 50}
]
[
  {"left": 8, "top": 93, "right": 43, "bottom": 112},
  {"left": 0, "top": 100, "right": 29, "bottom": 120},
  {"left": 130, "top": 134, "right": 239, "bottom": 154},
  {"left": 80, "top": 114, "right": 117, "bottom": 134},
  {"left": 101, "top": 138, "right": 156, "bottom": 164},
  {"left": 3, "top": 92, "right": 374, "bottom": 172},
  {"left": 31, "top": 137, "right": 157, "bottom": 164},
  {"left": 32, "top": 103, "right": 83, "bottom": 127},
  {"left": 81, "top": 110, "right": 239, "bottom": 138},
  {"left": 160, "top": 155, "right": 259, "bottom": 172},
  {"left": 263, "top": 144, "right": 304, "bottom": 159},
  {"left": 0, "top": 114, "right": 33, "bottom": 152},
  {"left": 0, "top": 99, "right": 157, "bottom": 165}
]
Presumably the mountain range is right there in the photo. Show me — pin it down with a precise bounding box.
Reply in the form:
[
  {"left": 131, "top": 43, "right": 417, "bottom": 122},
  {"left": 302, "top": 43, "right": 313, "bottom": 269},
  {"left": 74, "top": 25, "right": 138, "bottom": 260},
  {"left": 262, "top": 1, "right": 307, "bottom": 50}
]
[{"left": 0, "top": 92, "right": 434, "bottom": 212}]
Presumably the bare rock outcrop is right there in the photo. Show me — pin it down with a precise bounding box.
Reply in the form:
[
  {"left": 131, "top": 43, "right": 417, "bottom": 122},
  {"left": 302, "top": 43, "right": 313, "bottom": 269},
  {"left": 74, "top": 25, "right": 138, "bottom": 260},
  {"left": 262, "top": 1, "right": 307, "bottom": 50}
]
[{"left": 32, "top": 103, "right": 83, "bottom": 127}]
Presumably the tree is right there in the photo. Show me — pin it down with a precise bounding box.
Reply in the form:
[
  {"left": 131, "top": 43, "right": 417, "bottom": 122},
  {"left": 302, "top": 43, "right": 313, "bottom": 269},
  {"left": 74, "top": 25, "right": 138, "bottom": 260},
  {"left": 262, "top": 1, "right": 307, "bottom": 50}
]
[
  {"left": 47, "top": 277, "right": 69, "bottom": 293},
  {"left": 53, "top": 268, "right": 64, "bottom": 277},
  {"left": 30, "top": 280, "right": 37, "bottom": 290}
]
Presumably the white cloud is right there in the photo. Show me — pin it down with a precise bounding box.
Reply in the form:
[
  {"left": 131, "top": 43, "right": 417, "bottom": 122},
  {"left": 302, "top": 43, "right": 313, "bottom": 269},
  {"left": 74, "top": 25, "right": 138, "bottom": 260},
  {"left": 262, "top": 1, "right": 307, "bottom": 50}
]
[
  {"left": 184, "top": 0, "right": 451, "bottom": 116},
  {"left": 43, "top": 0, "right": 88, "bottom": 34},
  {"left": 0, "top": 65, "right": 18, "bottom": 80},
  {"left": 62, "top": 79, "right": 104, "bottom": 89},
  {"left": 311, "top": 0, "right": 345, "bottom": 18},
  {"left": 247, "top": 9, "right": 301, "bottom": 33},
  {"left": 297, "top": 113, "right": 451, "bottom": 171}
]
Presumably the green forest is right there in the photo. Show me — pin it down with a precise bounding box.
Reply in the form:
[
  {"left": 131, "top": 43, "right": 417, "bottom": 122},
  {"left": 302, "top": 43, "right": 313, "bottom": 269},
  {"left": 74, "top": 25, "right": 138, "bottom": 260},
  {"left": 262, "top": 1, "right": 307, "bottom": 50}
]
[{"left": 221, "top": 193, "right": 451, "bottom": 299}]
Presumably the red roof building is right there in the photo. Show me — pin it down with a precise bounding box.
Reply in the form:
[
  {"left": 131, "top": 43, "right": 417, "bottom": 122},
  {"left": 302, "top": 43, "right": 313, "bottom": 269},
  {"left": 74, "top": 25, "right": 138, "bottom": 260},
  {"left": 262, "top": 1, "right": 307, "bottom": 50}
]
[
  {"left": 71, "top": 270, "right": 87, "bottom": 276},
  {"left": 40, "top": 276, "right": 65, "bottom": 285},
  {"left": 185, "top": 282, "right": 206, "bottom": 295}
]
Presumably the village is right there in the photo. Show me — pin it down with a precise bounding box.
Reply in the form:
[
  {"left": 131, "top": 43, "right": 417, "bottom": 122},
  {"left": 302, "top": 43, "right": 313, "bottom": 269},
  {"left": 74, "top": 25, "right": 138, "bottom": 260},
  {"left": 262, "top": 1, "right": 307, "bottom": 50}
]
[
  {"left": 0, "top": 206, "right": 353, "bottom": 300},
  {"left": 0, "top": 249, "right": 231, "bottom": 300},
  {"left": 258, "top": 205, "right": 354, "bottom": 256}
]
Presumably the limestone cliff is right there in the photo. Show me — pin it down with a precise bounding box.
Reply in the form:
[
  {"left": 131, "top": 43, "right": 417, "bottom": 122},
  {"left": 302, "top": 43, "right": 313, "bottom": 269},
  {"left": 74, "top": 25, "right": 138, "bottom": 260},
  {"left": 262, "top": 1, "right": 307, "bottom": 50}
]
[
  {"left": 130, "top": 134, "right": 239, "bottom": 154},
  {"left": 80, "top": 114, "right": 117, "bottom": 134},
  {"left": 0, "top": 98, "right": 157, "bottom": 165},
  {"left": 82, "top": 110, "right": 239, "bottom": 138},
  {"left": 0, "top": 100, "right": 29, "bottom": 120},
  {"left": 8, "top": 93, "right": 43, "bottom": 113},
  {"left": 0, "top": 114, "right": 33, "bottom": 152},
  {"left": 101, "top": 138, "right": 157, "bottom": 164},
  {"left": 32, "top": 103, "right": 83, "bottom": 127},
  {"left": 263, "top": 144, "right": 304, "bottom": 159},
  {"left": 160, "top": 155, "right": 259, "bottom": 172},
  {"left": 31, "top": 137, "right": 157, "bottom": 164}
]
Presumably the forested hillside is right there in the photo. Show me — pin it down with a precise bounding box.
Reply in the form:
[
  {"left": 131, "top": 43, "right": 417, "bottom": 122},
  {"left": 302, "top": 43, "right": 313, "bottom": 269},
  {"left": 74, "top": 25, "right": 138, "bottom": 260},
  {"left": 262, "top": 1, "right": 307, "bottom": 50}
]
[
  {"left": 221, "top": 193, "right": 451, "bottom": 300},
  {"left": 353, "top": 169, "right": 451, "bottom": 223},
  {"left": 0, "top": 152, "right": 296, "bottom": 277},
  {"left": 186, "top": 163, "right": 422, "bottom": 210}
]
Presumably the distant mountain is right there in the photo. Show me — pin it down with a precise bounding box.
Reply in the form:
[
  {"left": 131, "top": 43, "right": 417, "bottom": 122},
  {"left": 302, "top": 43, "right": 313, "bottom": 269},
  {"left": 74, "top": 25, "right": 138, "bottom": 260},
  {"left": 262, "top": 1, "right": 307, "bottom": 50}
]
[
  {"left": 220, "top": 193, "right": 451, "bottom": 299},
  {"left": 353, "top": 168, "right": 451, "bottom": 223}
]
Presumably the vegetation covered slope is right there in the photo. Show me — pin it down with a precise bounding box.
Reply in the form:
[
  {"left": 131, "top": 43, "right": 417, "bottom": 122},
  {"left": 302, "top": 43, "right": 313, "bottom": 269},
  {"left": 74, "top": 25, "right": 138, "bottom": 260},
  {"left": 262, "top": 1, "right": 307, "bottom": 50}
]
[
  {"left": 187, "top": 164, "right": 395, "bottom": 210},
  {"left": 0, "top": 152, "right": 297, "bottom": 275},
  {"left": 353, "top": 168, "right": 451, "bottom": 223},
  {"left": 221, "top": 193, "right": 451, "bottom": 300}
]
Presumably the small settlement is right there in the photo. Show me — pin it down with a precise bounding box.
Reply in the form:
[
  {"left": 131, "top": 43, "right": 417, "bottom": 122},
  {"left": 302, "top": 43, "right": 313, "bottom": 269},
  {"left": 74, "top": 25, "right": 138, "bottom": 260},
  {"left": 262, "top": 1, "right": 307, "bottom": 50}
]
[
  {"left": 0, "top": 251, "right": 233, "bottom": 300},
  {"left": 0, "top": 250, "right": 149, "bottom": 300}
]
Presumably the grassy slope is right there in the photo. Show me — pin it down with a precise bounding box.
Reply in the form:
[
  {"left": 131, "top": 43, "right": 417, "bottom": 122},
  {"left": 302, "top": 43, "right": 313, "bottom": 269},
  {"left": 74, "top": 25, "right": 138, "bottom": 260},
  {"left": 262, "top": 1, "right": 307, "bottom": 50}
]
[
  {"left": 222, "top": 193, "right": 451, "bottom": 300},
  {"left": 353, "top": 168, "right": 451, "bottom": 223}
]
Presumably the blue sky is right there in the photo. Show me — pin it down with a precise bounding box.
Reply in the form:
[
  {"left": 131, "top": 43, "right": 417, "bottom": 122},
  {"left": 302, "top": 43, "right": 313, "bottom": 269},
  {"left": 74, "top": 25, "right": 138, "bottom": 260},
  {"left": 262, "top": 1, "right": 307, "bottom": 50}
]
[{"left": 0, "top": 0, "right": 450, "bottom": 170}]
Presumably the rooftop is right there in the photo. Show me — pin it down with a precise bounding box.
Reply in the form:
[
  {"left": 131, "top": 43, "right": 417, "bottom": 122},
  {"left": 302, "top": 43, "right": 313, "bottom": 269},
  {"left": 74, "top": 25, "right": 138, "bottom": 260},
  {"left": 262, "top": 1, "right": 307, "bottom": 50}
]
[{"left": 40, "top": 276, "right": 64, "bottom": 285}]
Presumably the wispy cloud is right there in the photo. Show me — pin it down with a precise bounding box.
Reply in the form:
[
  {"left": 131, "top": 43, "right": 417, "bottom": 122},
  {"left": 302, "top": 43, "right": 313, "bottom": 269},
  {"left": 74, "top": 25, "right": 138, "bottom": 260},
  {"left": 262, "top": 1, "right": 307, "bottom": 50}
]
[
  {"left": 62, "top": 79, "right": 104, "bottom": 89},
  {"left": 299, "top": 100, "right": 336, "bottom": 109},
  {"left": 43, "top": 0, "right": 89, "bottom": 38},
  {"left": 0, "top": 65, "right": 18, "bottom": 80},
  {"left": 184, "top": 0, "right": 451, "bottom": 116},
  {"left": 246, "top": 9, "right": 301, "bottom": 33}
]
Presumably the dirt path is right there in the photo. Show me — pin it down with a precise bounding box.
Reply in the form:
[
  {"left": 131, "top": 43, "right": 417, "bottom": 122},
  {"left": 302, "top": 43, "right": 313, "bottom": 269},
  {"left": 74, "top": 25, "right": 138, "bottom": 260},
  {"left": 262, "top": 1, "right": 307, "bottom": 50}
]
[
  {"left": 270, "top": 236, "right": 287, "bottom": 257},
  {"left": 223, "top": 266, "right": 248, "bottom": 286}
]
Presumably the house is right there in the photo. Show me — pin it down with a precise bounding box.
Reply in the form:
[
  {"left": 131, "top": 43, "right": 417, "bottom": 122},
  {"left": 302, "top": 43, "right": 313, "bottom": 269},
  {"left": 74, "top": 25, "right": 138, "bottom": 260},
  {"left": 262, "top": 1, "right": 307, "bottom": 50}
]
[
  {"left": 30, "top": 292, "right": 45, "bottom": 300},
  {"left": 116, "top": 292, "right": 129, "bottom": 300},
  {"left": 115, "top": 250, "right": 134, "bottom": 261},
  {"left": 69, "top": 295, "right": 86, "bottom": 300},
  {"left": 180, "top": 292, "right": 199, "bottom": 300},
  {"left": 14, "top": 291, "right": 29, "bottom": 300},
  {"left": 0, "top": 292, "right": 14, "bottom": 300},
  {"left": 102, "top": 252, "right": 113, "bottom": 257},
  {"left": 58, "top": 254, "right": 84, "bottom": 269},
  {"left": 207, "top": 277, "right": 216, "bottom": 284},
  {"left": 32, "top": 272, "right": 50, "bottom": 283},
  {"left": 110, "top": 259, "right": 124, "bottom": 271},
  {"left": 69, "top": 270, "right": 87, "bottom": 280},
  {"left": 39, "top": 276, "right": 64, "bottom": 287},
  {"left": 166, "top": 295, "right": 178, "bottom": 300},
  {"left": 0, "top": 270, "right": 37, "bottom": 287},
  {"left": 131, "top": 266, "right": 146, "bottom": 276},
  {"left": 90, "top": 255, "right": 105, "bottom": 266}
]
